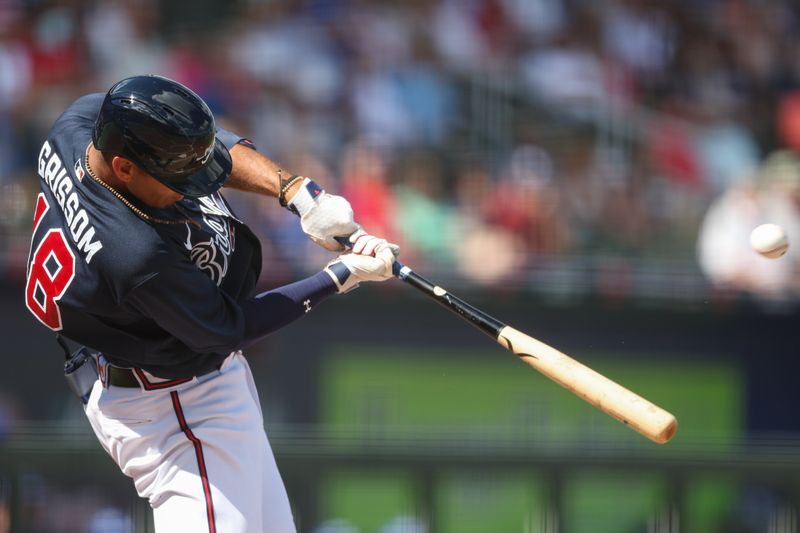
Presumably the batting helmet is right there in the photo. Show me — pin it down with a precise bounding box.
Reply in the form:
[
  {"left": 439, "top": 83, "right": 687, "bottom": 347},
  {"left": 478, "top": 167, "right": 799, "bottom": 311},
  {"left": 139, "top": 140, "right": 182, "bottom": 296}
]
[{"left": 92, "top": 75, "right": 232, "bottom": 198}]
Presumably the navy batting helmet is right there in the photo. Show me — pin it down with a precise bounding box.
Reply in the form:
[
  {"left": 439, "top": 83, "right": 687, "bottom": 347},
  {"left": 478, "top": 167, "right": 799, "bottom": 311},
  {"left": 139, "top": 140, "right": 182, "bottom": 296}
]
[{"left": 92, "top": 75, "right": 232, "bottom": 198}]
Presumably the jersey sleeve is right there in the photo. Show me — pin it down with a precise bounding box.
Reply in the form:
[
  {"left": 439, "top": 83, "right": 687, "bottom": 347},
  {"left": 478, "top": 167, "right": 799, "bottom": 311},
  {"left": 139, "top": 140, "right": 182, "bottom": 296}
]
[
  {"left": 123, "top": 256, "right": 337, "bottom": 355},
  {"left": 238, "top": 271, "right": 337, "bottom": 349},
  {"left": 216, "top": 126, "right": 255, "bottom": 151}
]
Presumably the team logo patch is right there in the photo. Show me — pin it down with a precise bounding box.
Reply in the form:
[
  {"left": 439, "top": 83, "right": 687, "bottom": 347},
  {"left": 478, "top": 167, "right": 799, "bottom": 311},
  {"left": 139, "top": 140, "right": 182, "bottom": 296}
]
[
  {"left": 74, "top": 159, "right": 85, "bottom": 182},
  {"left": 307, "top": 180, "right": 322, "bottom": 199}
]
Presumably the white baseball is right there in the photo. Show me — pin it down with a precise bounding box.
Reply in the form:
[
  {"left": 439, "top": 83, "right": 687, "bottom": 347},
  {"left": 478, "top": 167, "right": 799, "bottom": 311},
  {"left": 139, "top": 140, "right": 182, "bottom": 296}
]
[{"left": 750, "top": 223, "right": 789, "bottom": 259}]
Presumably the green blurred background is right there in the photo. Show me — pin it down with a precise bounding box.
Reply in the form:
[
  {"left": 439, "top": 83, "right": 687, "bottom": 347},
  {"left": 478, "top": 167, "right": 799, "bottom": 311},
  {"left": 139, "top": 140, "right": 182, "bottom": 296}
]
[{"left": 2, "top": 0, "right": 800, "bottom": 532}]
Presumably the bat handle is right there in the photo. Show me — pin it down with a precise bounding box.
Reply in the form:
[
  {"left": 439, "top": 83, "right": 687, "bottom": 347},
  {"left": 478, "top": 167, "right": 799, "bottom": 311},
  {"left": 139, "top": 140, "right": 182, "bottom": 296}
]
[
  {"left": 392, "top": 260, "right": 409, "bottom": 278},
  {"left": 333, "top": 235, "right": 410, "bottom": 279}
]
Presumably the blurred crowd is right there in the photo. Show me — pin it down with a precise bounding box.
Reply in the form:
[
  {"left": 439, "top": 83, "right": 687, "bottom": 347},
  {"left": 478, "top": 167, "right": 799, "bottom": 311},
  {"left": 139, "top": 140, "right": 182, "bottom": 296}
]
[{"left": 1, "top": 0, "right": 800, "bottom": 298}]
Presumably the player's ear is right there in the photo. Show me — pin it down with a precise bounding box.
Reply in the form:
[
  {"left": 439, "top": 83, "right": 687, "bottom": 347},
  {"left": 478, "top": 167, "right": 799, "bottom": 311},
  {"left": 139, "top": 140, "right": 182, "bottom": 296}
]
[{"left": 110, "top": 156, "right": 137, "bottom": 184}]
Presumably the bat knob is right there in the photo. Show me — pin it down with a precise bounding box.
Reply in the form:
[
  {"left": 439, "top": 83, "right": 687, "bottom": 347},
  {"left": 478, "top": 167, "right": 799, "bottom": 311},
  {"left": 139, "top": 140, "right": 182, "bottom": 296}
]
[{"left": 334, "top": 235, "right": 352, "bottom": 248}]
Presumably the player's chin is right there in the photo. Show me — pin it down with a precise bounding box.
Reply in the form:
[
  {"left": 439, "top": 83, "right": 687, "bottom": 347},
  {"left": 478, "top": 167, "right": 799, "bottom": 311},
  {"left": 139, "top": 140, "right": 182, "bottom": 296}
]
[
  {"left": 137, "top": 179, "right": 185, "bottom": 208},
  {"left": 155, "top": 193, "right": 184, "bottom": 208}
]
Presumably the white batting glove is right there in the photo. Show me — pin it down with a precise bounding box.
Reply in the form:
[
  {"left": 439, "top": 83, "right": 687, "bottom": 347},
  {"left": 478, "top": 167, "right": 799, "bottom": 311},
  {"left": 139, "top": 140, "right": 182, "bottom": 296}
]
[
  {"left": 324, "top": 242, "right": 397, "bottom": 294},
  {"left": 348, "top": 229, "right": 401, "bottom": 259},
  {"left": 286, "top": 177, "right": 360, "bottom": 251}
]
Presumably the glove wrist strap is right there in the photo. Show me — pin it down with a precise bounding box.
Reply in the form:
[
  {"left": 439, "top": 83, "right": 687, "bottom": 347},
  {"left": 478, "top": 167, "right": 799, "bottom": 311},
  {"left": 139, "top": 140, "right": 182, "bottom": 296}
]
[
  {"left": 278, "top": 173, "right": 306, "bottom": 208},
  {"left": 324, "top": 261, "right": 356, "bottom": 293},
  {"left": 287, "top": 177, "right": 324, "bottom": 216}
]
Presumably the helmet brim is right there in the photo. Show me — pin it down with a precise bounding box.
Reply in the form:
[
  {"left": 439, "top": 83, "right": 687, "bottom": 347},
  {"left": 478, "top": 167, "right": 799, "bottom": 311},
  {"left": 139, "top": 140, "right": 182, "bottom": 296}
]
[{"left": 157, "top": 138, "right": 232, "bottom": 198}]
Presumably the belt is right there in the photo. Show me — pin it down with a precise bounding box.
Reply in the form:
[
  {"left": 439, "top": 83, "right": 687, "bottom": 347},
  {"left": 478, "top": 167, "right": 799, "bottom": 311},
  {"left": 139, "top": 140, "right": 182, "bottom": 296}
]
[
  {"left": 106, "top": 366, "right": 143, "bottom": 388},
  {"left": 104, "top": 364, "right": 219, "bottom": 390}
]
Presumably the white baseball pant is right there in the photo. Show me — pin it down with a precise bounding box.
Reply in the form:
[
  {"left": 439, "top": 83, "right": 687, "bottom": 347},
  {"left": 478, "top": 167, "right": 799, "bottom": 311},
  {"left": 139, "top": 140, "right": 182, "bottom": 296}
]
[{"left": 84, "top": 352, "right": 296, "bottom": 533}]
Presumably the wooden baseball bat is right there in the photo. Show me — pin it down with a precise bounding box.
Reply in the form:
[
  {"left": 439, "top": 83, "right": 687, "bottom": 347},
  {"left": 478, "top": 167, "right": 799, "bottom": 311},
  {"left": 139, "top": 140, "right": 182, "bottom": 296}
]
[{"left": 390, "top": 260, "right": 678, "bottom": 444}]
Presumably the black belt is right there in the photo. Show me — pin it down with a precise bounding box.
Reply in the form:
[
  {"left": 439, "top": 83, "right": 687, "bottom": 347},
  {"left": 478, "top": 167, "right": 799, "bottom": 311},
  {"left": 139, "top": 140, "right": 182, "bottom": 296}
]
[
  {"left": 105, "top": 364, "right": 221, "bottom": 389},
  {"left": 106, "top": 366, "right": 142, "bottom": 388}
]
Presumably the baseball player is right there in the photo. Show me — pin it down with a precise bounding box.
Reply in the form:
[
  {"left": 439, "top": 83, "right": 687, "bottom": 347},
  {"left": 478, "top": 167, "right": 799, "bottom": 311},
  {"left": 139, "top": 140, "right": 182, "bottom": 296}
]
[{"left": 25, "top": 75, "right": 399, "bottom": 532}]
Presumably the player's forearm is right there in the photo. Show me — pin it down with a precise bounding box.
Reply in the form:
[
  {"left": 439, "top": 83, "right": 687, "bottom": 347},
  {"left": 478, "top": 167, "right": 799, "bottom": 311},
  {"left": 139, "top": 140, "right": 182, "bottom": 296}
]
[
  {"left": 224, "top": 141, "right": 361, "bottom": 252},
  {"left": 224, "top": 144, "right": 304, "bottom": 201},
  {"left": 237, "top": 270, "right": 338, "bottom": 349}
]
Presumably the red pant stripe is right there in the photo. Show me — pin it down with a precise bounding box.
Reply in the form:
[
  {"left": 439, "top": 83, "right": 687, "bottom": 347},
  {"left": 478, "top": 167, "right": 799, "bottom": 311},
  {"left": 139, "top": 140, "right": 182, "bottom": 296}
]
[{"left": 170, "top": 391, "right": 217, "bottom": 533}]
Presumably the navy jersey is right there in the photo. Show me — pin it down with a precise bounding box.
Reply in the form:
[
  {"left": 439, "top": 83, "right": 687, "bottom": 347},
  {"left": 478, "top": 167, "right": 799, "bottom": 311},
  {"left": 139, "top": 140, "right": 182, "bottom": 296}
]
[{"left": 25, "top": 94, "right": 336, "bottom": 379}]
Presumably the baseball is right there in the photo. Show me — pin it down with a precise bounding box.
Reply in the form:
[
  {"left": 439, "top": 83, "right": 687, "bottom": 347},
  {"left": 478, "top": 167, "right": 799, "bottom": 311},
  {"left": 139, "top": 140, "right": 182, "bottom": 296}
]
[{"left": 750, "top": 223, "right": 789, "bottom": 259}]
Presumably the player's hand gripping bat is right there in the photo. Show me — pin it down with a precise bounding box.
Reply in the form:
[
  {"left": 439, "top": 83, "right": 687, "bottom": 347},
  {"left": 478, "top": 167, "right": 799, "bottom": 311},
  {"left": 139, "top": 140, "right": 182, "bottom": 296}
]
[{"left": 337, "top": 237, "right": 678, "bottom": 444}]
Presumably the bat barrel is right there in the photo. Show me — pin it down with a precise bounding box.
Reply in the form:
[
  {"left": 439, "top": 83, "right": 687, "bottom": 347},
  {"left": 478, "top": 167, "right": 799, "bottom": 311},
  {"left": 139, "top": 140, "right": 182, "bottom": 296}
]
[{"left": 497, "top": 326, "right": 678, "bottom": 444}]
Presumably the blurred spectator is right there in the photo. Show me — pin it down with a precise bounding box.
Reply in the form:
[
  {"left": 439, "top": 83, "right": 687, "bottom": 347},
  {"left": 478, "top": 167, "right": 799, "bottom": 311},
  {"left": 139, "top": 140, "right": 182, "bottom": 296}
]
[
  {"left": 343, "top": 2, "right": 414, "bottom": 68},
  {"left": 695, "top": 117, "right": 761, "bottom": 194},
  {"left": 230, "top": 2, "right": 344, "bottom": 108},
  {"left": 501, "top": 0, "right": 566, "bottom": 44},
  {"left": 351, "top": 29, "right": 454, "bottom": 147},
  {"left": 455, "top": 222, "right": 525, "bottom": 285},
  {"left": 448, "top": 161, "right": 522, "bottom": 284},
  {"left": 485, "top": 144, "right": 566, "bottom": 254},
  {"left": 431, "top": 0, "right": 513, "bottom": 73},
  {"left": 645, "top": 109, "right": 704, "bottom": 190},
  {"left": 600, "top": 0, "right": 676, "bottom": 80},
  {"left": 395, "top": 35, "right": 456, "bottom": 147},
  {"left": 84, "top": 0, "right": 168, "bottom": 86},
  {"left": 228, "top": 1, "right": 346, "bottom": 157},
  {"left": 519, "top": 31, "right": 606, "bottom": 121},
  {"left": 340, "top": 139, "right": 398, "bottom": 241},
  {"left": 349, "top": 61, "right": 416, "bottom": 146},
  {"left": 0, "top": 11, "right": 32, "bottom": 180},
  {"left": 777, "top": 90, "right": 800, "bottom": 153},
  {"left": 393, "top": 151, "right": 458, "bottom": 268},
  {"left": 593, "top": 180, "right": 652, "bottom": 255},
  {"left": 27, "top": 4, "right": 83, "bottom": 85}
]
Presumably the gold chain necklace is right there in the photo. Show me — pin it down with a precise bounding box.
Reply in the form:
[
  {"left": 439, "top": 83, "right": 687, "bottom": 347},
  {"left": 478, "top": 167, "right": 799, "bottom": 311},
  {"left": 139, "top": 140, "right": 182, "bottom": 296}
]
[{"left": 84, "top": 145, "right": 194, "bottom": 226}]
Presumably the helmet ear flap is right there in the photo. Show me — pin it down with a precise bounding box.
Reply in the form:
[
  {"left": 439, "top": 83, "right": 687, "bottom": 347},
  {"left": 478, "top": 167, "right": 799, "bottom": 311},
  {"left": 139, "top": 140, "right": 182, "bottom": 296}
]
[{"left": 93, "top": 75, "right": 231, "bottom": 198}]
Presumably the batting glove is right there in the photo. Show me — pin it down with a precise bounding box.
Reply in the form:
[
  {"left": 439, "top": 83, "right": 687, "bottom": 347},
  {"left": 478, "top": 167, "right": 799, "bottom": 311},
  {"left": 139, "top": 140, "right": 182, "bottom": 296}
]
[
  {"left": 286, "top": 177, "right": 360, "bottom": 251},
  {"left": 347, "top": 229, "right": 401, "bottom": 260},
  {"left": 324, "top": 233, "right": 399, "bottom": 294}
]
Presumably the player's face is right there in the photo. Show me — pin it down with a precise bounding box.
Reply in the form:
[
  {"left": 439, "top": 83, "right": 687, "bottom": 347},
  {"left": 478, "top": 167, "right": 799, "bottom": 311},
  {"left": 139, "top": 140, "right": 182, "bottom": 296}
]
[{"left": 127, "top": 168, "right": 185, "bottom": 208}]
